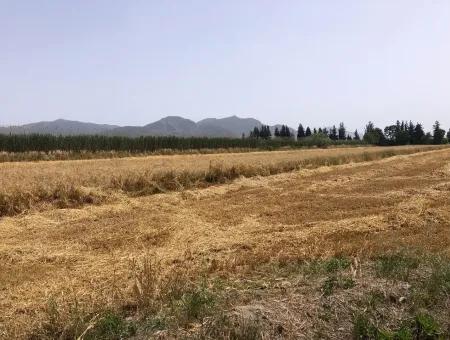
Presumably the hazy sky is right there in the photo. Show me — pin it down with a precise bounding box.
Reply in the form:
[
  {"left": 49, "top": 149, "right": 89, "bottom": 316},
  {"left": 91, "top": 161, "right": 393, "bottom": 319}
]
[{"left": 1, "top": 1, "right": 450, "bottom": 132}]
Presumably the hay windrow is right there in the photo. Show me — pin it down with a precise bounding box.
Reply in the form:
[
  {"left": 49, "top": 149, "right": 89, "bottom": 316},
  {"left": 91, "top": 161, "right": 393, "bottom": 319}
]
[{"left": 0, "top": 145, "right": 445, "bottom": 217}]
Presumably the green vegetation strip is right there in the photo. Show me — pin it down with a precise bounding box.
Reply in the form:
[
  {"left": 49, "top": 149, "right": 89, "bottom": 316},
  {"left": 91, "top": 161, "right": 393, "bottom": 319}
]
[{"left": 0, "top": 133, "right": 360, "bottom": 156}]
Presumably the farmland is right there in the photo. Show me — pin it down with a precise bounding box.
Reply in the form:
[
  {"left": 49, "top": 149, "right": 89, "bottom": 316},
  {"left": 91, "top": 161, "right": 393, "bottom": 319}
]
[
  {"left": 0, "top": 145, "right": 443, "bottom": 217},
  {"left": 0, "top": 145, "right": 449, "bottom": 339}
]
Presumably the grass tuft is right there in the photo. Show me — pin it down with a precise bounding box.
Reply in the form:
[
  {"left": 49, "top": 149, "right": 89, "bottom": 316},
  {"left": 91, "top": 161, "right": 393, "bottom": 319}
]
[
  {"left": 374, "top": 253, "right": 419, "bottom": 281},
  {"left": 353, "top": 313, "right": 444, "bottom": 340},
  {"left": 197, "top": 313, "right": 264, "bottom": 340},
  {"left": 414, "top": 256, "right": 450, "bottom": 307},
  {"left": 85, "top": 311, "right": 136, "bottom": 340},
  {"left": 353, "top": 314, "right": 383, "bottom": 339},
  {"left": 178, "top": 282, "right": 216, "bottom": 322},
  {"left": 324, "top": 257, "right": 352, "bottom": 273},
  {"left": 412, "top": 313, "right": 442, "bottom": 339}
]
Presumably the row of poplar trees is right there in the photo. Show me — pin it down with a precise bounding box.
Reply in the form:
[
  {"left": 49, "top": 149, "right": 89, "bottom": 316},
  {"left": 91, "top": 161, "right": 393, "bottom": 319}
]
[
  {"left": 363, "top": 120, "right": 449, "bottom": 145},
  {"left": 250, "top": 122, "right": 360, "bottom": 140},
  {"left": 249, "top": 120, "right": 449, "bottom": 145}
]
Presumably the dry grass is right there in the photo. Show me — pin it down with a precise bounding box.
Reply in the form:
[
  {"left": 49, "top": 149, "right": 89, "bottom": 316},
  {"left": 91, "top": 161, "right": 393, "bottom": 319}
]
[
  {"left": 0, "top": 145, "right": 440, "bottom": 193},
  {"left": 0, "top": 145, "right": 445, "bottom": 216},
  {"left": 0, "top": 147, "right": 294, "bottom": 163},
  {"left": 0, "top": 146, "right": 449, "bottom": 338}
]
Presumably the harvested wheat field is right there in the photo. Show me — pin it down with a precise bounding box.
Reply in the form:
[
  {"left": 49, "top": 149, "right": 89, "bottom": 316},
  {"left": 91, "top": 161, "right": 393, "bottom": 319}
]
[
  {"left": 0, "top": 145, "right": 444, "bottom": 217},
  {"left": 1, "top": 146, "right": 449, "bottom": 339},
  {"left": 0, "top": 145, "right": 433, "bottom": 193}
]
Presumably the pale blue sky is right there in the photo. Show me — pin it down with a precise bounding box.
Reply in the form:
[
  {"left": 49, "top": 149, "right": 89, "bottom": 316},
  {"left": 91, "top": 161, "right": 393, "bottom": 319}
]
[{"left": 1, "top": 1, "right": 450, "bottom": 132}]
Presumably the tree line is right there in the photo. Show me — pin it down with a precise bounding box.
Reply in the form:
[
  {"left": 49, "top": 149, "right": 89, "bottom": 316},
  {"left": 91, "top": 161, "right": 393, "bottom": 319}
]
[
  {"left": 0, "top": 132, "right": 361, "bottom": 153},
  {"left": 0, "top": 134, "right": 303, "bottom": 153},
  {"left": 363, "top": 120, "right": 448, "bottom": 145},
  {"left": 0, "top": 120, "right": 447, "bottom": 153},
  {"left": 248, "top": 120, "right": 449, "bottom": 146}
]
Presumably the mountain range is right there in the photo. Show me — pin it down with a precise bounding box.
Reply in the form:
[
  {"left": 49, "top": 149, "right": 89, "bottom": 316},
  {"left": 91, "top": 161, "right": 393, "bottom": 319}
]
[{"left": 0, "top": 116, "right": 295, "bottom": 138}]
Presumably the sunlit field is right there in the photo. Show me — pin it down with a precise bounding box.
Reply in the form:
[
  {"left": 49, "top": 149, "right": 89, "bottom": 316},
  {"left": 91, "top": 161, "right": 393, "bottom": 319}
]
[
  {"left": 0, "top": 146, "right": 449, "bottom": 339},
  {"left": 0, "top": 145, "right": 443, "bottom": 217}
]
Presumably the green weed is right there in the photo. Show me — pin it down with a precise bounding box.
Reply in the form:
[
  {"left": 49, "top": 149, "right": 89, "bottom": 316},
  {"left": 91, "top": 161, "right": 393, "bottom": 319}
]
[
  {"left": 85, "top": 311, "right": 136, "bottom": 340},
  {"left": 375, "top": 253, "right": 419, "bottom": 281}
]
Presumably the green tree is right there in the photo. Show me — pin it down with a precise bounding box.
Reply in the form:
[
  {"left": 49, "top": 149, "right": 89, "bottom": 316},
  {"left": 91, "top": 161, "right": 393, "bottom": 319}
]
[
  {"left": 396, "top": 130, "right": 410, "bottom": 145},
  {"left": 285, "top": 125, "right": 291, "bottom": 138},
  {"left": 433, "top": 121, "right": 445, "bottom": 144},
  {"left": 338, "top": 122, "right": 346, "bottom": 140},
  {"left": 297, "top": 124, "right": 305, "bottom": 139},
  {"left": 354, "top": 130, "right": 360, "bottom": 141},
  {"left": 329, "top": 125, "right": 338, "bottom": 140},
  {"left": 280, "top": 125, "right": 291, "bottom": 138},
  {"left": 364, "top": 122, "right": 386, "bottom": 145},
  {"left": 413, "top": 123, "right": 425, "bottom": 144},
  {"left": 250, "top": 126, "right": 260, "bottom": 138},
  {"left": 408, "top": 121, "right": 415, "bottom": 143},
  {"left": 395, "top": 120, "right": 401, "bottom": 133},
  {"left": 305, "top": 127, "right": 312, "bottom": 137},
  {"left": 383, "top": 125, "right": 395, "bottom": 143},
  {"left": 265, "top": 125, "right": 272, "bottom": 139},
  {"left": 259, "top": 125, "right": 271, "bottom": 139},
  {"left": 423, "top": 132, "right": 432, "bottom": 144},
  {"left": 274, "top": 127, "right": 280, "bottom": 137}
]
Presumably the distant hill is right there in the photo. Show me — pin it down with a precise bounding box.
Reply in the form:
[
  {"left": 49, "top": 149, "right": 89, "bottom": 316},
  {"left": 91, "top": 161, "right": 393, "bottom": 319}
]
[
  {"left": 0, "top": 119, "right": 118, "bottom": 135},
  {"left": 197, "top": 115, "right": 262, "bottom": 137},
  {"left": 0, "top": 116, "right": 295, "bottom": 138},
  {"left": 110, "top": 116, "right": 200, "bottom": 137},
  {"left": 111, "top": 115, "right": 264, "bottom": 138}
]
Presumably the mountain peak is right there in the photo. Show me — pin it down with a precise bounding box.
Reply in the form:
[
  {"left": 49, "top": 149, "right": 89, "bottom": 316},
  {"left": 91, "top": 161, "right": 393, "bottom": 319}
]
[{"left": 0, "top": 115, "right": 295, "bottom": 138}]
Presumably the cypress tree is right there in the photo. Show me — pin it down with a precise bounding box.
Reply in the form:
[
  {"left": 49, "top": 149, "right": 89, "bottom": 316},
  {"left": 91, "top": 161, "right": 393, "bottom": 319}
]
[
  {"left": 329, "top": 125, "right": 338, "bottom": 140},
  {"left": 274, "top": 127, "right": 280, "bottom": 138},
  {"left": 286, "top": 126, "right": 291, "bottom": 138},
  {"left": 260, "top": 125, "right": 271, "bottom": 139},
  {"left": 395, "top": 120, "right": 401, "bottom": 133},
  {"left": 297, "top": 124, "right": 305, "bottom": 139},
  {"left": 354, "top": 130, "right": 360, "bottom": 141},
  {"left": 266, "top": 125, "right": 272, "bottom": 139},
  {"left": 250, "top": 127, "right": 260, "bottom": 138},
  {"left": 408, "top": 121, "right": 415, "bottom": 143},
  {"left": 413, "top": 123, "right": 425, "bottom": 144},
  {"left": 305, "top": 127, "right": 312, "bottom": 137},
  {"left": 338, "top": 122, "right": 346, "bottom": 140},
  {"left": 433, "top": 121, "right": 445, "bottom": 144},
  {"left": 259, "top": 125, "right": 266, "bottom": 139}
]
